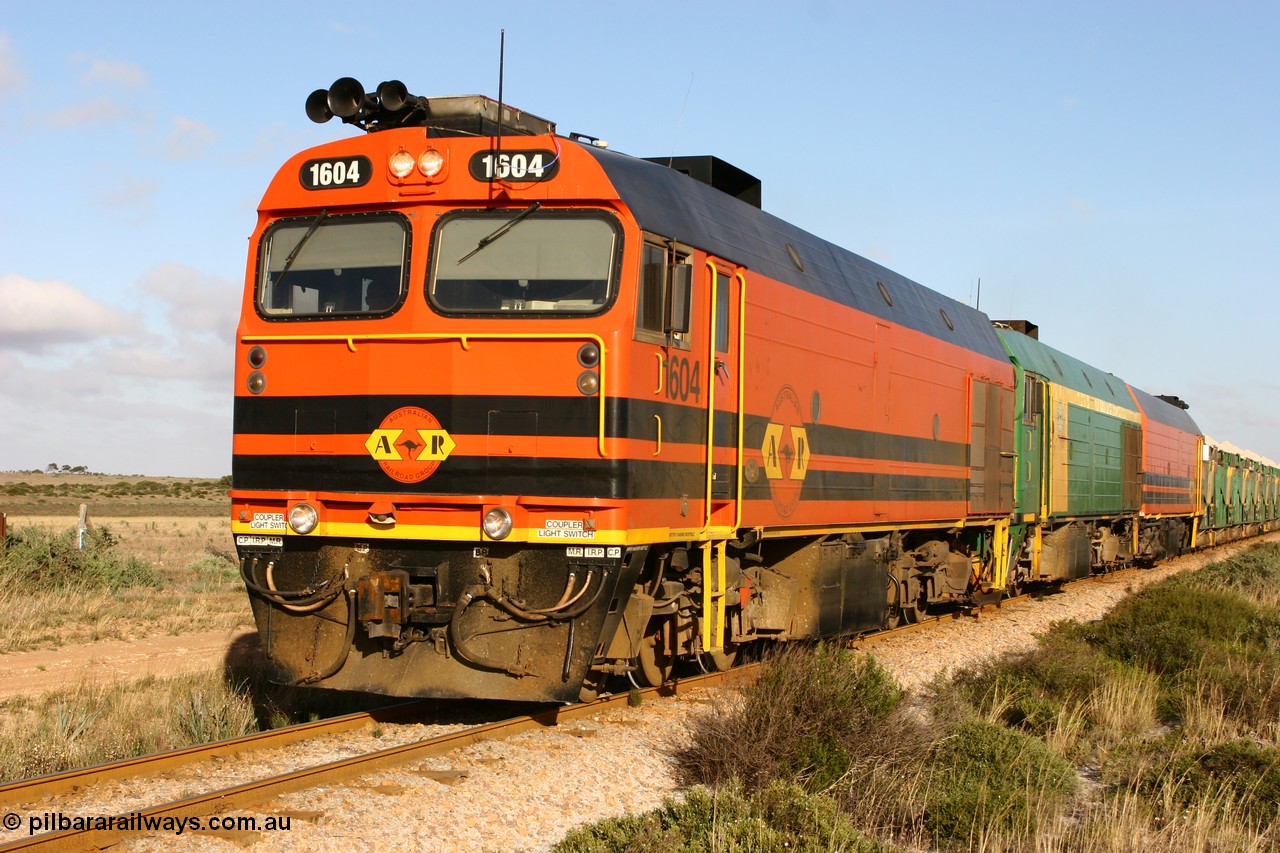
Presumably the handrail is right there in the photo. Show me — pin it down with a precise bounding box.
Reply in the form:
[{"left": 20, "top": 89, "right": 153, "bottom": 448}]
[
  {"left": 702, "top": 261, "right": 719, "bottom": 532},
  {"left": 733, "top": 270, "right": 746, "bottom": 531},
  {"left": 696, "top": 264, "right": 747, "bottom": 537}
]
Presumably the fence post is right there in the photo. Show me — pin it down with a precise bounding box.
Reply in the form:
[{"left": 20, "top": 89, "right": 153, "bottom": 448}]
[{"left": 78, "top": 503, "right": 90, "bottom": 550}]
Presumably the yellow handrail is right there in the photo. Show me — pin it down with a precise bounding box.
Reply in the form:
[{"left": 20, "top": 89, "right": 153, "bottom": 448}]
[
  {"left": 696, "top": 265, "right": 747, "bottom": 537},
  {"left": 702, "top": 260, "right": 719, "bottom": 532},
  {"left": 700, "top": 539, "right": 728, "bottom": 654}
]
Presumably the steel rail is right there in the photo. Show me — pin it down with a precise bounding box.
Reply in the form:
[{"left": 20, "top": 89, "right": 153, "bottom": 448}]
[
  {"left": 0, "top": 670, "right": 751, "bottom": 852},
  {"left": 0, "top": 700, "right": 435, "bottom": 811}
]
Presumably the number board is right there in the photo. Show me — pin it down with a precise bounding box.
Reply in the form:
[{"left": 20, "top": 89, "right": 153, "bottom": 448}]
[
  {"left": 468, "top": 149, "right": 559, "bottom": 183},
  {"left": 300, "top": 156, "right": 373, "bottom": 190}
]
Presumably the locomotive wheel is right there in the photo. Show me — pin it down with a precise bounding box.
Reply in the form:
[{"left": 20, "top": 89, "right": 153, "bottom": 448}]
[
  {"left": 885, "top": 603, "right": 919, "bottom": 629},
  {"left": 578, "top": 672, "right": 604, "bottom": 703},
  {"left": 886, "top": 575, "right": 920, "bottom": 628},
  {"left": 636, "top": 621, "right": 675, "bottom": 686},
  {"left": 699, "top": 629, "right": 739, "bottom": 672},
  {"left": 703, "top": 644, "right": 738, "bottom": 672}
]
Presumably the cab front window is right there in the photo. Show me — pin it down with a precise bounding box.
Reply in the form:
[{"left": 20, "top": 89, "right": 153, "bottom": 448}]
[
  {"left": 257, "top": 213, "right": 409, "bottom": 318},
  {"left": 429, "top": 209, "right": 619, "bottom": 315}
]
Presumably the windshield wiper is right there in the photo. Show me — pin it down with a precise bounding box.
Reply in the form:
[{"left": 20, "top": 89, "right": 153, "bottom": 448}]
[
  {"left": 273, "top": 209, "right": 329, "bottom": 290},
  {"left": 457, "top": 202, "right": 541, "bottom": 265}
]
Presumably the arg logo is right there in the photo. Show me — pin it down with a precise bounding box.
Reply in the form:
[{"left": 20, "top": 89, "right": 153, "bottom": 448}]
[
  {"left": 365, "top": 406, "right": 455, "bottom": 483},
  {"left": 761, "top": 385, "right": 811, "bottom": 518}
]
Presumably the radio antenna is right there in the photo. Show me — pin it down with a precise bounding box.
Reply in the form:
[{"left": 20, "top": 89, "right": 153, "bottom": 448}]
[
  {"left": 495, "top": 29, "right": 506, "bottom": 171},
  {"left": 666, "top": 72, "right": 694, "bottom": 166}
]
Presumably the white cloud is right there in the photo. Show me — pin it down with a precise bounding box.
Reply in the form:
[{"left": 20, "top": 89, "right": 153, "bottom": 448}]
[
  {"left": 93, "top": 170, "right": 159, "bottom": 213},
  {"left": 0, "top": 32, "right": 24, "bottom": 101},
  {"left": 1066, "top": 196, "right": 1094, "bottom": 217},
  {"left": 99, "top": 342, "right": 231, "bottom": 382},
  {"left": 46, "top": 96, "right": 145, "bottom": 130},
  {"left": 0, "top": 265, "right": 237, "bottom": 476},
  {"left": 0, "top": 353, "right": 231, "bottom": 476},
  {"left": 860, "top": 242, "right": 895, "bottom": 265},
  {"left": 77, "top": 56, "right": 147, "bottom": 89},
  {"left": 166, "top": 117, "right": 218, "bottom": 160},
  {"left": 0, "top": 274, "right": 135, "bottom": 350},
  {"left": 139, "top": 263, "right": 241, "bottom": 337}
]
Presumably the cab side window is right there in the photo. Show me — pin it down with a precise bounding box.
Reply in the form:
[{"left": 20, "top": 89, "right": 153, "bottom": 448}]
[{"left": 634, "top": 237, "right": 691, "bottom": 349}]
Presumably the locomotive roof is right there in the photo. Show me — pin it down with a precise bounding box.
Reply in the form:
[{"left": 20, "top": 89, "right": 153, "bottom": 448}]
[
  {"left": 1128, "top": 384, "right": 1201, "bottom": 435},
  {"left": 994, "top": 327, "right": 1140, "bottom": 413},
  {"left": 582, "top": 145, "right": 1008, "bottom": 364}
]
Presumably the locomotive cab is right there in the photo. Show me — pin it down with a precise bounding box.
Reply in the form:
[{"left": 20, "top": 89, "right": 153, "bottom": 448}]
[{"left": 232, "top": 81, "right": 736, "bottom": 702}]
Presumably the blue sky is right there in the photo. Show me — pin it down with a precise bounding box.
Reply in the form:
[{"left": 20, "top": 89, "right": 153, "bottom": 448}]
[{"left": 1, "top": 1, "right": 1277, "bottom": 476}]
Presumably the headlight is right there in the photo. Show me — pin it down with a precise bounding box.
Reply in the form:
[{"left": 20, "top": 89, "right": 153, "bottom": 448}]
[
  {"left": 388, "top": 149, "right": 414, "bottom": 178},
  {"left": 247, "top": 371, "right": 266, "bottom": 394},
  {"left": 577, "top": 370, "right": 600, "bottom": 396},
  {"left": 577, "top": 342, "right": 600, "bottom": 368},
  {"left": 418, "top": 149, "right": 444, "bottom": 177},
  {"left": 482, "top": 507, "right": 513, "bottom": 540},
  {"left": 288, "top": 503, "right": 319, "bottom": 535}
]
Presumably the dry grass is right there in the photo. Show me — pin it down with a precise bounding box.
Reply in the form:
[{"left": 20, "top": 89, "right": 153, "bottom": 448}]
[
  {"left": 0, "top": 668, "right": 256, "bottom": 782},
  {"left": 0, "top": 515, "right": 248, "bottom": 652},
  {"left": 1086, "top": 666, "right": 1160, "bottom": 742},
  {"left": 0, "top": 479, "right": 400, "bottom": 784},
  {"left": 0, "top": 662, "right": 396, "bottom": 783}
]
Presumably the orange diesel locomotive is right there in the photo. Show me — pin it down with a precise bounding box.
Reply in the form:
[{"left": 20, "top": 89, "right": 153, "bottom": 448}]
[{"left": 232, "top": 79, "right": 1058, "bottom": 702}]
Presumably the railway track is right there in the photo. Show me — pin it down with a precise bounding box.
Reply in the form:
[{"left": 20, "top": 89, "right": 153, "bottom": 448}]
[{"left": 0, "top": 670, "right": 751, "bottom": 852}]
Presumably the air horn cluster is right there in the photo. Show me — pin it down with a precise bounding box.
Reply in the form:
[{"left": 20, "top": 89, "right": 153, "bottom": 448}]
[{"left": 305, "top": 78, "right": 425, "bottom": 131}]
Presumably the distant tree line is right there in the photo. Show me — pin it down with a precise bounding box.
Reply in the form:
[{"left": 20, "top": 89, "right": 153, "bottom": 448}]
[{"left": 46, "top": 464, "right": 91, "bottom": 474}]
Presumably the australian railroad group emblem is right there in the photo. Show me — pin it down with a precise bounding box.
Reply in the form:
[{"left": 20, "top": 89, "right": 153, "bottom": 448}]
[
  {"left": 365, "top": 406, "right": 456, "bottom": 483},
  {"left": 762, "top": 385, "right": 811, "bottom": 518}
]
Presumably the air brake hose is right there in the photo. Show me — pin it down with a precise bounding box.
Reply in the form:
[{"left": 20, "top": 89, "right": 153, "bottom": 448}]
[
  {"left": 447, "top": 577, "right": 609, "bottom": 678},
  {"left": 240, "top": 557, "right": 341, "bottom": 608},
  {"left": 448, "top": 585, "right": 537, "bottom": 677},
  {"left": 295, "top": 589, "right": 356, "bottom": 684}
]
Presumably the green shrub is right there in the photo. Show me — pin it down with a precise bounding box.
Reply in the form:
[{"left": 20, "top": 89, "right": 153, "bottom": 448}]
[
  {"left": 951, "top": 631, "right": 1122, "bottom": 735},
  {"left": 1179, "top": 644, "right": 1280, "bottom": 731},
  {"left": 1141, "top": 738, "right": 1280, "bottom": 826},
  {"left": 1191, "top": 543, "right": 1280, "bottom": 604},
  {"left": 680, "top": 644, "right": 911, "bottom": 794},
  {"left": 1072, "top": 582, "right": 1266, "bottom": 676},
  {"left": 1064, "top": 566, "right": 1280, "bottom": 725},
  {"left": 0, "top": 525, "right": 162, "bottom": 592},
  {"left": 553, "top": 780, "right": 886, "bottom": 853},
  {"left": 923, "top": 718, "right": 1076, "bottom": 846},
  {"left": 173, "top": 686, "right": 257, "bottom": 744},
  {"left": 183, "top": 553, "right": 239, "bottom": 593}
]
